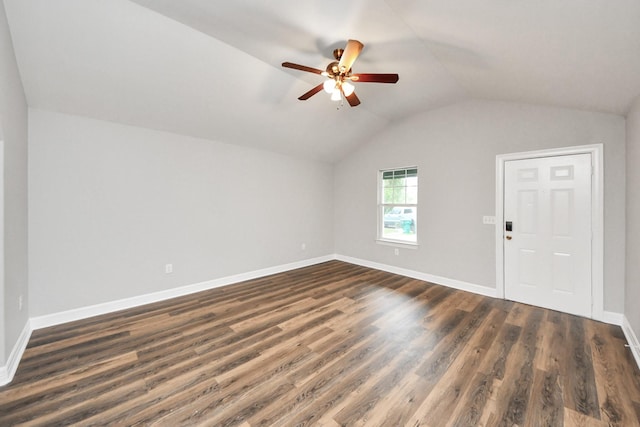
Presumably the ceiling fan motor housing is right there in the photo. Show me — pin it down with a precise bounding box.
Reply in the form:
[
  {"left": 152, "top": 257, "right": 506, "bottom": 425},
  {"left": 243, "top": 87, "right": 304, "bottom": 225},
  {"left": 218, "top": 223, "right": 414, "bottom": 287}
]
[{"left": 326, "top": 61, "right": 343, "bottom": 78}]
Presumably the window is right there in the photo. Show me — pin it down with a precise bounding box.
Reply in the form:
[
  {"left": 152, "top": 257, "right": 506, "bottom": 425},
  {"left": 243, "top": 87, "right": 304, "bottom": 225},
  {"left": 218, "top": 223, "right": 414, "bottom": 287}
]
[{"left": 379, "top": 167, "right": 418, "bottom": 244}]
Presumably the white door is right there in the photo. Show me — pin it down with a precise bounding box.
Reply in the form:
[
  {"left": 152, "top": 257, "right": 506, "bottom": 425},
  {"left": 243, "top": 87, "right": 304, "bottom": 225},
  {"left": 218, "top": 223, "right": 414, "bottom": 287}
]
[{"left": 503, "top": 153, "right": 592, "bottom": 317}]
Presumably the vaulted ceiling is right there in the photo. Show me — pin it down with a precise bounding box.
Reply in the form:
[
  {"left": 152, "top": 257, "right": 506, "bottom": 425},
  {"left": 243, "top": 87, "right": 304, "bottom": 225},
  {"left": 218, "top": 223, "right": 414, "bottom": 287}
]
[{"left": 4, "top": 0, "right": 640, "bottom": 162}]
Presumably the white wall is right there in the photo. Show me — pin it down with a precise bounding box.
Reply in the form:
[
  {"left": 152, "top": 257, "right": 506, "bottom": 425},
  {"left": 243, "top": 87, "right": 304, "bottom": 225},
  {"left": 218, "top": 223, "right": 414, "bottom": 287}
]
[
  {"left": 335, "top": 100, "right": 626, "bottom": 313},
  {"left": 0, "top": 1, "right": 28, "bottom": 367},
  {"left": 626, "top": 97, "right": 640, "bottom": 339},
  {"left": 28, "top": 110, "right": 334, "bottom": 317}
]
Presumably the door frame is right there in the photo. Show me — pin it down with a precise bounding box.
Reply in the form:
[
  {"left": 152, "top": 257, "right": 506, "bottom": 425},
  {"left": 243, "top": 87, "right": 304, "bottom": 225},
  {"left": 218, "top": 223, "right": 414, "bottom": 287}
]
[{"left": 495, "top": 144, "right": 604, "bottom": 320}]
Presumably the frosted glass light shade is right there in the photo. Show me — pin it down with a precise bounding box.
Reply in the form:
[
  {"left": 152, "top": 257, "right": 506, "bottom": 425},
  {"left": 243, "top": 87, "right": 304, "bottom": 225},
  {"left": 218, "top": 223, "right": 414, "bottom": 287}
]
[
  {"left": 323, "top": 79, "right": 336, "bottom": 93},
  {"left": 331, "top": 89, "right": 341, "bottom": 101},
  {"left": 342, "top": 81, "right": 355, "bottom": 96}
]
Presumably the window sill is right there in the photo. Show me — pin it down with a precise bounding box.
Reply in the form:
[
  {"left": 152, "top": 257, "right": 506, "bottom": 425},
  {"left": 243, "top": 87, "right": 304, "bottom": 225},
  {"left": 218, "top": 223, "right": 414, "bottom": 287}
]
[{"left": 376, "top": 239, "right": 419, "bottom": 249}]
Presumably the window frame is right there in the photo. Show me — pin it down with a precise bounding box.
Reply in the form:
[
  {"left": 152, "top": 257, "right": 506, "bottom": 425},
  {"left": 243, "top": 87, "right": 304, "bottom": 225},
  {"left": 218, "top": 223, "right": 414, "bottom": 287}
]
[{"left": 377, "top": 166, "right": 419, "bottom": 246}]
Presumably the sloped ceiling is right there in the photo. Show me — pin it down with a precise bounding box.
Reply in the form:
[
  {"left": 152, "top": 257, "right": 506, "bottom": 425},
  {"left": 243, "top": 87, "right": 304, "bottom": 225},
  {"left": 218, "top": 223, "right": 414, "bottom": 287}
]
[{"left": 4, "top": 0, "right": 640, "bottom": 162}]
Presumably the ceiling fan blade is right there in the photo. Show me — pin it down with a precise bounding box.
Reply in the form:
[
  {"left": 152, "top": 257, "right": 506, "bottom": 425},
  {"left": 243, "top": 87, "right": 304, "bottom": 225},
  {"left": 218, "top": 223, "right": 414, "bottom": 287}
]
[
  {"left": 282, "top": 62, "right": 324, "bottom": 75},
  {"left": 298, "top": 83, "right": 324, "bottom": 100},
  {"left": 351, "top": 73, "right": 399, "bottom": 84},
  {"left": 338, "top": 39, "right": 364, "bottom": 73},
  {"left": 343, "top": 89, "right": 361, "bottom": 107}
]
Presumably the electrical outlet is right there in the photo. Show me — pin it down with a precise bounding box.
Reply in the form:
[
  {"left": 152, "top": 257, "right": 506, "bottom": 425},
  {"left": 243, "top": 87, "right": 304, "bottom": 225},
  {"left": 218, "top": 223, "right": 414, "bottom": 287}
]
[
  {"left": 165, "top": 264, "right": 173, "bottom": 274},
  {"left": 394, "top": 248, "right": 400, "bottom": 256},
  {"left": 301, "top": 243, "right": 306, "bottom": 250},
  {"left": 18, "top": 295, "right": 23, "bottom": 311}
]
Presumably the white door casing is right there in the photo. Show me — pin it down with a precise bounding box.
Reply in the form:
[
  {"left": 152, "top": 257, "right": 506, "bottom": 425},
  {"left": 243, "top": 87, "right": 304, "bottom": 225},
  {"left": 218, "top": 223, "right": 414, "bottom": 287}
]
[
  {"left": 503, "top": 154, "right": 592, "bottom": 317},
  {"left": 0, "top": 138, "right": 4, "bottom": 369},
  {"left": 495, "top": 144, "right": 604, "bottom": 321}
]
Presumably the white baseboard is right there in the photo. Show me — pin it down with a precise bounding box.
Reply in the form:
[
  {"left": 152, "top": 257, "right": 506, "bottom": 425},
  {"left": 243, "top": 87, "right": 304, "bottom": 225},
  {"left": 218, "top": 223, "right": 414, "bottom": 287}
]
[
  {"left": 335, "top": 254, "right": 498, "bottom": 298},
  {"left": 600, "top": 311, "right": 624, "bottom": 326},
  {"left": 0, "top": 320, "right": 32, "bottom": 386},
  {"left": 30, "top": 255, "right": 335, "bottom": 331},
  {"left": 622, "top": 315, "right": 640, "bottom": 371}
]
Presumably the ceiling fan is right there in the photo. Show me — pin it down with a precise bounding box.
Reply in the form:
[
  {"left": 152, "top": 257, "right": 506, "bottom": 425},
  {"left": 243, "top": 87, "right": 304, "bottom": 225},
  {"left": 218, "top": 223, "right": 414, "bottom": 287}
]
[{"left": 282, "top": 39, "right": 399, "bottom": 107}]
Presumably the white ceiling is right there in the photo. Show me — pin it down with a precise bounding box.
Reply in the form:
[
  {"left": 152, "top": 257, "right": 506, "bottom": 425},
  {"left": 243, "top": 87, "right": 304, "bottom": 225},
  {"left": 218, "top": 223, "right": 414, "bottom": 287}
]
[{"left": 4, "top": 0, "right": 640, "bottom": 162}]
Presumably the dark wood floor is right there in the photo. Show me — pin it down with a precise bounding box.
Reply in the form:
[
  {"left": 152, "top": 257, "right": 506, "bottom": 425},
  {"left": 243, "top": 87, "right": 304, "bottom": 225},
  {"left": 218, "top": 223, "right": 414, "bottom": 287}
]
[{"left": 1, "top": 261, "right": 639, "bottom": 426}]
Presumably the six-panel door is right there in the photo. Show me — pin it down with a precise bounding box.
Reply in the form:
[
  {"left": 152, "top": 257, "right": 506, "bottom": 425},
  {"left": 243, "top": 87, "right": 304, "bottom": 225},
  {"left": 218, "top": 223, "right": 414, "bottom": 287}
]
[{"left": 504, "top": 153, "right": 592, "bottom": 317}]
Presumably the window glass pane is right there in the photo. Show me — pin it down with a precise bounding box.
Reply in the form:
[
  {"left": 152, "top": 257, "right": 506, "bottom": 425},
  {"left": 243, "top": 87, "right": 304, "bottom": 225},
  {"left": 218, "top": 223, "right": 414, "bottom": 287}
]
[
  {"left": 406, "top": 186, "right": 418, "bottom": 204},
  {"left": 381, "top": 204, "right": 417, "bottom": 243},
  {"left": 393, "top": 187, "right": 406, "bottom": 204},
  {"left": 391, "top": 177, "right": 404, "bottom": 187},
  {"left": 379, "top": 167, "right": 418, "bottom": 244},
  {"left": 383, "top": 187, "right": 395, "bottom": 204}
]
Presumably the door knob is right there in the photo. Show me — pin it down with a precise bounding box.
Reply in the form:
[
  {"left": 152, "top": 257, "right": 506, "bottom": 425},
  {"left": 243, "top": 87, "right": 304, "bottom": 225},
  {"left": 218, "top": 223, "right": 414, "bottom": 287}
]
[{"left": 506, "top": 235, "right": 512, "bottom": 240}]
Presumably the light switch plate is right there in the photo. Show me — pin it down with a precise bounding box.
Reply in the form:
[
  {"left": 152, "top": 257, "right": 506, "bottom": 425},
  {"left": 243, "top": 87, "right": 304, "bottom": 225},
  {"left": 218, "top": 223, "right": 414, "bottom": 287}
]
[{"left": 483, "top": 216, "right": 496, "bottom": 225}]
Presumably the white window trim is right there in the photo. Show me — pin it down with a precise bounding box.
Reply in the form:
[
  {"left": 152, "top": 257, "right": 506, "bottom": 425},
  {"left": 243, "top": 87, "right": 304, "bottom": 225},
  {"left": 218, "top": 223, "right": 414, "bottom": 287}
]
[
  {"left": 376, "top": 166, "right": 419, "bottom": 247},
  {"left": 375, "top": 238, "right": 420, "bottom": 249}
]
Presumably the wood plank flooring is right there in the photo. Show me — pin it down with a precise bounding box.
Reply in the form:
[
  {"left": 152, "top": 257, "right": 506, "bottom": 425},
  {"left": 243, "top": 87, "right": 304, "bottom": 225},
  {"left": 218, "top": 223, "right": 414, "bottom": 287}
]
[{"left": 1, "top": 260, "right": 639, "bottom": 426}]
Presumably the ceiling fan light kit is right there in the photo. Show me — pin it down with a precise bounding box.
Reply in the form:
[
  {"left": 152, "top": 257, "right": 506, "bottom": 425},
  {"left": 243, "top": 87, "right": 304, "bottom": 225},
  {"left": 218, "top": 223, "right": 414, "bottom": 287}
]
[{"left": 282, "top": 39, "right": 399, "bottom": 107}]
